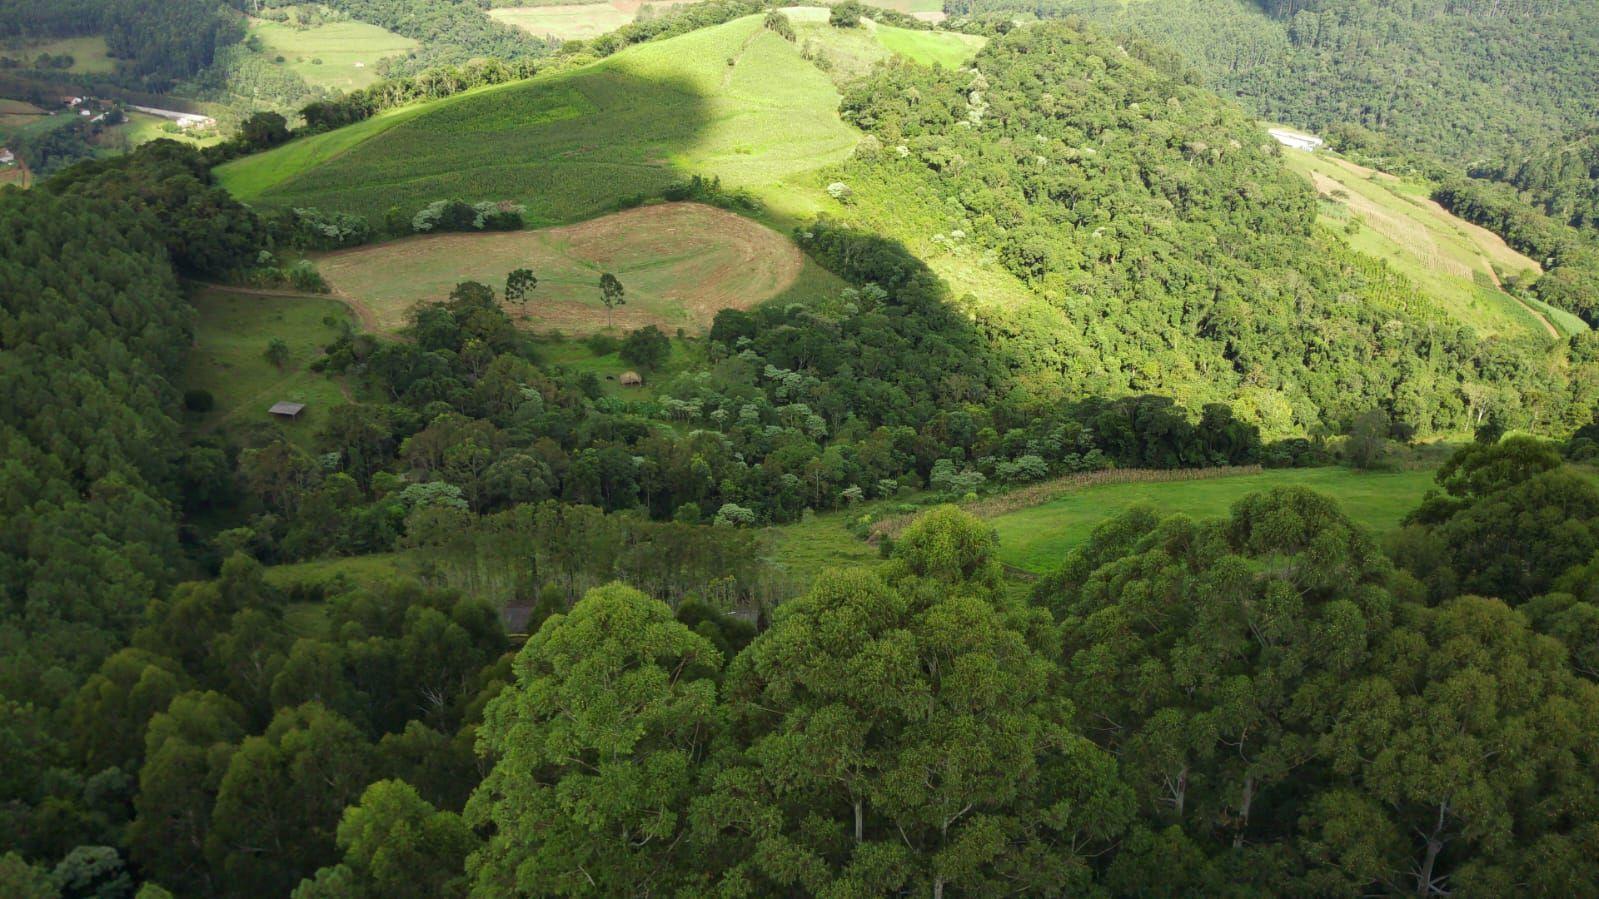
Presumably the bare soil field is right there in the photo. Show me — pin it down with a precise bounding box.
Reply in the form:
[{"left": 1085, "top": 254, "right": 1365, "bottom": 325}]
[{"left": 316, "top": 202, "right": 804, "bottom": 335}]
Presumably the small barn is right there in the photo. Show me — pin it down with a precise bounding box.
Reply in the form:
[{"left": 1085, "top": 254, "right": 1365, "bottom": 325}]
[
  {"left": 619, "top": 371, "right": 643, "bottom": 387},
  {"left": 269, "top": 401, "right": 306, "bottom": 420}
]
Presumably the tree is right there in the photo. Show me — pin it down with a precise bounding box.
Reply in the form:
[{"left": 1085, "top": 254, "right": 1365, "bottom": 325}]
[
  {"left": 1310, "top": 596, "right": 1599, "bottom": 895},
  {"left": 1344, "top": 408, "right": 1390, "bottom": 469},
  {"left": 619, "top": 324, "right": 670, "bottom": 371},
  {"left": 598, "top": 272, "right": 625, "bottom": 328},
  {"left": 830, "top": 0, "right": 864, "bottom": 27},
  {"left": 296, "top": 779, "right": 473, "bottom": 899},
  {"left": 264, "top": 337, "right": 290, "bottom": 370},
  {"left": 239, "top": 111, "right": 290, "bottom": 150},
  {"left": 696, "top": 508, "right": 1132, "bottom": 896},
  {"left": 1040, "top": 489, "right": 1398, "bottom": 865},
  {"left": 504, "top": 268, "right": 537, "bottom": 305},
  {"left": 466, "top": 584, "right": 723, "bottom": 896}
]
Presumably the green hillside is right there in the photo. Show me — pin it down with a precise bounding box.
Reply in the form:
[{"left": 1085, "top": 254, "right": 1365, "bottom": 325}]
[{"left": 218, "top": 14, "right": 861, "bottom": 226}]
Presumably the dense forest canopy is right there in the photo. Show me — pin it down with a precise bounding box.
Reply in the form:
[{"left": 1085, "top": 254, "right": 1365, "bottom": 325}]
[
  {"left": 997, "top": 0, "right": 1599, "bottom": 169},
  {"left": 4, "top": 5, "right": 1599, "bottom": 897},
  {"left": 829, "top": 23, "right": 1589, "bottom": 436}
]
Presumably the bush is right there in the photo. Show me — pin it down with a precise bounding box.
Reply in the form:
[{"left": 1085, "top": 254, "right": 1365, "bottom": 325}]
[
  {"left": 830, "top": 0, "right": 864, "bottom": 27},
  {"left": 584, "top": 334, "right": 619, "bottom": 356},
  {"left": 620, "top": 325, "right": 671, "bottom": 371}
]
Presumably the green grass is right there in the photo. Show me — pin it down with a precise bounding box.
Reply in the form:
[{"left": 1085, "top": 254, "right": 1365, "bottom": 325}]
[
  {"left": 990, "top": 467, "right": 1438, "bottom": 574},
  {"left": 265, "top": 551, "right": 419, "bottom": 592},
  {"left": 217, "top": 15, "right": 862, "bottom": 229},
  {"left": 1283, "top": 150, "right": 1557, "bottom": 340},
  {"left": 490, "top": 3, "right": 644, "bottom": 41},
  {"left": 248, "top": 15, "right": 418, "bottom": 92},
  {"left": 97, "top": 112, "right": 224, "bottom": 151},
  {"left": 874, "top": 24, "right": 981, "bottom": 67},
  {"left": 0, "top": 35, "right": 116, "bottom": 74},
  {"left": 182, "top": 287, "right": 357, "bottom": 450}
]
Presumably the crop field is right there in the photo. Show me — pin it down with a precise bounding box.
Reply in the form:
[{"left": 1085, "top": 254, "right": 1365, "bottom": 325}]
[
  {"left": 216, "top": 15, "right": 861, "bottom": 227},
  {"left": 183, "top": 287, "right": 356, "bottom": 449},
  {"left": 0, "top": 36, "right": 116, "bottom": 74},
  {"left": 247, "top": 15, "right": 418, "bottom": 91},
  {"left": 316, "top": 202, "right": 833, "bottom": 334},
  {"left": 1282, "top": 149, "right": 1570, "bottom": 339},
  {"left": 489, "top": 0, "right": 691, "bottom": 41},
  {"left": 990, "top": 466, "right": 1437, "bottom": 573}
]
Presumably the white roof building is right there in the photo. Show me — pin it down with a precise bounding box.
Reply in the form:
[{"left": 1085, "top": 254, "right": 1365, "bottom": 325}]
[{"left": 1268, "top": 128, "right": 1324, "bottom": 152}]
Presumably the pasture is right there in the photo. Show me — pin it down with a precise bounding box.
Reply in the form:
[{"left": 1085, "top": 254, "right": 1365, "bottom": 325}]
[
  {"left": 0, "top": 35, "right": 116, "bottom": 74},
  {"left": 789, "top": 11, "right": 982, "bottom": 83},
  {"left": 216, "top": 15, "right": 861, "bottom": 227},
  {"left": 315, "top": 202, "right": 829, "bottom": 334},
  {"left": 182, "top": 287, "right": 356, "bottom": 449},
  {"left": 489, "top": 0, "right": 691, "bottom": 41},
  {"left": 1282, "top": 149, "right": 1574, "bottom": 339},
  {"left": 247, "top": 15, "right": 418, "bottom": 91},
  {"left": 989, "top": 466, "right": 1438, "bottom": 573}
]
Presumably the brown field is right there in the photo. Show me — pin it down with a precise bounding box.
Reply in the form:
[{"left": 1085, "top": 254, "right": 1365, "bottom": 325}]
[{"left": 316, "top": 202, "right": 805, "bottom": 335}]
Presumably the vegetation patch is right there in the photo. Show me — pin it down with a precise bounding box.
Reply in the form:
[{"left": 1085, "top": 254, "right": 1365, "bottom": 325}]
[
  {"left": 316, "top": 202, "right": 811, "bottom": 334},
  {"left": 182, "top": 286, "right": 357, "bottom": 448},
  {"left": 215, "top": 15, "right": 859, "bottom": 227},
  {"left": 1285, "top": 149, "right": 1555, "bottom": 339},
  {"left": 990, "top": 466, "right": 1440, "bottom": 573},
  {"left": 0, "top": 34, "right": 116, "bottom": 74},
  {"left": 489, "top": 0, "right": 692, "bottom": 41},
  {"left": 246, "top": 14, "right": 419, "bottom": 92}
]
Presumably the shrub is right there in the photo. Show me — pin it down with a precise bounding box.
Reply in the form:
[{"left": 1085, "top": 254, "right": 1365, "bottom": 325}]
[{"left": 183, "top": 389, "right": 215, "bottom": 413}]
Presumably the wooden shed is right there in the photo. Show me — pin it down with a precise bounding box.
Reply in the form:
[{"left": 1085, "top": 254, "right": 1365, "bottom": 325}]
[{"left": 269, "top": 401, "right": 306, "bottom": 420}]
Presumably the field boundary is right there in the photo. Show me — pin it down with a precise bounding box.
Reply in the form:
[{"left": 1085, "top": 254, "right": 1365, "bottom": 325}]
[{"left": 870, "top": 465, "right": 1265, "bottom": 539}]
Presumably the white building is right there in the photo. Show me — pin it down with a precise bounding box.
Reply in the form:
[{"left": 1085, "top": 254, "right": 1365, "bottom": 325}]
[
  {"left": 1268, "top": 128, "right": 1324, "bottom": 152},
  {"left": 0, "top": 148, "right": 14, "bottom": 165}
]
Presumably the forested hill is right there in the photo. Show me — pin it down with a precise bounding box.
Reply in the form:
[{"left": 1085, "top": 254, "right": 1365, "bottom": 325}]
[
  {"left": 828, "top": 22, "right": 1587, "bottom": 435},
  {"left": 1013, "top": 0, "right": 1599, "bottom": 168},
  {"left": 1484, "top": 126, "right": 1599, "bottom": 234}
]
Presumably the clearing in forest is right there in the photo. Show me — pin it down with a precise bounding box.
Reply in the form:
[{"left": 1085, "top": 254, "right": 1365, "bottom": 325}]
[
  {"left": 1282, "top": 149, "right": 1585, "bottom": 338},
  {"left": 183, "top": 287, "right": 356, "bottom": 448},
  {"left": 489, "top": 0, "right": 693, "bottom": 42},
  {"left": 245, "top": 16, "right": 419, "bottom": 92},
  {"left": 315, "top": 202, "right": 809, "bottom": 334}
]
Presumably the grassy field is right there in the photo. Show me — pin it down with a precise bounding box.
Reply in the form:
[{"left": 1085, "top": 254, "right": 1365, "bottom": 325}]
[
  {"left": 0, "top": 36, "right": 116, "bottom": 74},
  {"left": 490, "top": 0, "right": 690, "bottom": 41},
  {"left": 317, "top": 201, "right": 841, "bottom": 334},
  {"left": 789, "top": 10, "right": 982, "bottom": 84},
  {"left": 1281, "top": 149, "right": 1573, "bottom": 340},
  {"left": 247, "top": 15, "right": 418, "bottom": 91},
  {"left": 182, "top": 287, "right": 356, "bottom": 450},
  {"left": 96, "top": 112, "right": 225, "bottom": 151},
  {"left": 990, "top": 467, "right": 1438, "bottom": 573},
  {"left": 216, "top": 14, "right": 867, "bottom": 228}
]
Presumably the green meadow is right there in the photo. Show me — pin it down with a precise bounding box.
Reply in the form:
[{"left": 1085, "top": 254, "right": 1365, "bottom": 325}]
[
  {"left": 0, "top": 35, "right": 116, "bottom": 74},
  {"left": 989, "top": 467, "right": 1438, "bottom": 573},
  {"left": 215, "top": 13, "right": 940, "bottom": 228},
  {"left": 182, "top": 287, "right": 357, "bottom": 450},
  {"left": 247, "top": 16, "right": 418, "bottom": 92}
]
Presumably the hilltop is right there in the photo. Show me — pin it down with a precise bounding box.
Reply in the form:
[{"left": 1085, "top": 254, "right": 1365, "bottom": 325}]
[{"left": 217, "top": 12, "right": 980, "bottom": 227}]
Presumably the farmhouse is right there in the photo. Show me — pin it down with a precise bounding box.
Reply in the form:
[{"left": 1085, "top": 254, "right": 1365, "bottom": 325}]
[
  {"left": 1268, "top": 128, "right": 1324, "bottom": 152},
  {"left": 268, "top": 401, "right": 307, "bottom": 420}
]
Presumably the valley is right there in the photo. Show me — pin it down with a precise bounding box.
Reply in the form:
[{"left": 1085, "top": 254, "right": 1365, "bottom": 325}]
[{"left": 5, "top": 2, "right": 1599, "bottom": 895}]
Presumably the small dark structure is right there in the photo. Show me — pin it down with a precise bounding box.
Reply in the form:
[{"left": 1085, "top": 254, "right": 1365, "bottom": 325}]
[{"left": 268, "top": 401, "right": 307, "bottom": 420}]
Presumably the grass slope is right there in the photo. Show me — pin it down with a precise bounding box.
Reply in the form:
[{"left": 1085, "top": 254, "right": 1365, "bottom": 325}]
[
  {"left": 1282, "top": 148, "right": 1562, "bottom": 340},
  {"left": 218, "top": 15, "right": 860, "bottom": 228},
  {"left": 247, "top": 16, "right": 418, "bottom": 92},
  {"left": 990, "top": 467, "right": 1437, "bottom": 573},
  {"left": 490, "top": 0, "right": 691, "bottom": 41},
  {"left": 316, "top": 202, "right": 838, "bottom": 334},
  {"left": 182, "top": 287, "right": 356, "bottom": 449},
  {"left": 0, "top": 35, "right": 115, "bottom": 74}
]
